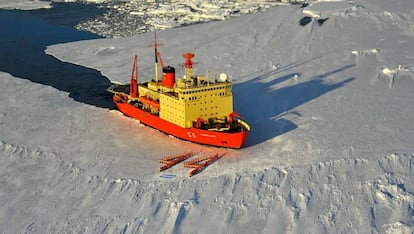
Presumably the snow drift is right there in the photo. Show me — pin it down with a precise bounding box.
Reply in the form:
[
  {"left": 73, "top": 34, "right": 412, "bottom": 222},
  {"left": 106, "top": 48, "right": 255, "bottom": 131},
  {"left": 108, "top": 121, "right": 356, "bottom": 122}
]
[{"left": 1, "top": 0, "right": 414, "bottom": 233}]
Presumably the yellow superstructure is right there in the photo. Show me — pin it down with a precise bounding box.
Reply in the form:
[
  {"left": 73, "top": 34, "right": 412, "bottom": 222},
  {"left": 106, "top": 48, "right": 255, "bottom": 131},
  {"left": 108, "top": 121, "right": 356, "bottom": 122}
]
[{"left": 137, "top": 72, "right": 233, "bottom": 129}]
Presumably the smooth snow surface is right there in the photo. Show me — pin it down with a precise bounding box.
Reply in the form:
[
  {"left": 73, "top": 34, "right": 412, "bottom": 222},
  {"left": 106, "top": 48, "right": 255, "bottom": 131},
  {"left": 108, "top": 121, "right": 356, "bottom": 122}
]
[{"left": 2, "top": 0, "right": 414, "bottom": 233}]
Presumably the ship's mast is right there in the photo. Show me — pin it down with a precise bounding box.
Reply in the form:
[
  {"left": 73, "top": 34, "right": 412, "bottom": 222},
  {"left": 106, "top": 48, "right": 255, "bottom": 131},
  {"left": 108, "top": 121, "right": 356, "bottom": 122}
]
[
  {"left": 183, "top": 52, "right": 194, "bottom": 80},
  {"left": 152, "top": 32, "right": 163, "bottom": 83}
]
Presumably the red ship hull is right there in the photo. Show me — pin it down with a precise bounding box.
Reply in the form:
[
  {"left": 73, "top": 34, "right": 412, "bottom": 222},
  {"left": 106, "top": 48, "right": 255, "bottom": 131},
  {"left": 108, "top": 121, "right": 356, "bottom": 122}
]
[{"left": 114, "top": 94, "right": 249, "bottom": 148}]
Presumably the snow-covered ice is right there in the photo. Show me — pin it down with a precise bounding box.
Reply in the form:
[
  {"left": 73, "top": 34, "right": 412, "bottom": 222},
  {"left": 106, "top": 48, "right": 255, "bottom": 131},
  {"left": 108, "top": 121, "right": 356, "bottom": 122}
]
[
  {"left": 74, "top": 0, "right": 288, "bottom": 37},
  {"left": 0, "top": 0, "right": 51, "bottom": 10},
  {"left": 1, "top": 0, "right": 414, "bottom": 233}
]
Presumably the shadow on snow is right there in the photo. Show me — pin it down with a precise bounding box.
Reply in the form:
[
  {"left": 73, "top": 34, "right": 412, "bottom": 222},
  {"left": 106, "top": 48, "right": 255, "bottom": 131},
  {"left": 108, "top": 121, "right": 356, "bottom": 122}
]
[
  {"left": 0, "top": 3, "right": 113, "bottom": 108},
  {"left": 234, "top": 64, "right": 355, "bottom": 147},
  {"left": 0, "top": 5, "right": 355, "bottom": 147}
]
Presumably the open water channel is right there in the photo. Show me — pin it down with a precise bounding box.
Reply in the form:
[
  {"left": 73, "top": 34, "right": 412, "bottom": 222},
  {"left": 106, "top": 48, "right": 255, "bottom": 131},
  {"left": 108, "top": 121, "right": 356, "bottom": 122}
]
[{"left": 0, "top": 2, "right": 113, "bottom": 108}]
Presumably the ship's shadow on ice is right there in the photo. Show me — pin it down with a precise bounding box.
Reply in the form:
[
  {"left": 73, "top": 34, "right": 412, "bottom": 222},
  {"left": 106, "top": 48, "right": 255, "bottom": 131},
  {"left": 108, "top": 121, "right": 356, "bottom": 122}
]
[
  {"left": 0, "top": 4, "right": 113, "bottom": 108},
  {"left": 234, "top": 64, "right": 355, "bottom": 147}
]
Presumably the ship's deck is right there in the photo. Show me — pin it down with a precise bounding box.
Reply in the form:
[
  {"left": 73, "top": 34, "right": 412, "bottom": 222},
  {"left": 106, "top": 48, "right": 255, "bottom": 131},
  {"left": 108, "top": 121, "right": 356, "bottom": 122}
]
[{"left": 106, "top": 83, "right": 129, "bottom": 94}]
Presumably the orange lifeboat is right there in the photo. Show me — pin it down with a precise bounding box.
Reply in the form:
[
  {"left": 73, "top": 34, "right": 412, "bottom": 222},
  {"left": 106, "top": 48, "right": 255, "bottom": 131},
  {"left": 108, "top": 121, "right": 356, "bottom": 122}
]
[
  {"left": 139, "top": 96, "right": 151, "bottom": 105},
  {"left": 151, "top": 99, "right": 160, "bottom": 109},
  {"left": 139, "top": 96, "right": 160, "bottom": 109}
]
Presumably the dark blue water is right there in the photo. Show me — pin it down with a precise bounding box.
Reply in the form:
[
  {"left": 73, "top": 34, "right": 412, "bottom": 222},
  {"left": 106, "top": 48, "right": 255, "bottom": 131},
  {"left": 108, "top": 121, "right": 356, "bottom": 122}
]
[{"left": 0, "top": 2, "right": 113, "bottom": 108}]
